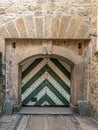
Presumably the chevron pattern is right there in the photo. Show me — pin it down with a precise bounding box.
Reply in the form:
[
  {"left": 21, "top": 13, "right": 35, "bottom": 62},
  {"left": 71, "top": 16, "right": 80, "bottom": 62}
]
[{"left": 21, "top": 58, "right": 71, "bottom": 106}]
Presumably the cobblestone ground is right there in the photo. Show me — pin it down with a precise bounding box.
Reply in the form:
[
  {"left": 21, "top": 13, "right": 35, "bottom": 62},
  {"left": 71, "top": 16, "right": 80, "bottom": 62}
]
[{"left": 0, "top": 114, "right": 98, "bottom": 130}]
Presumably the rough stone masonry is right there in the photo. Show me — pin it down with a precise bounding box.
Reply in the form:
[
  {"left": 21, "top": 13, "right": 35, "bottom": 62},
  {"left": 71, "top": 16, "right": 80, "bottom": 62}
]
[{"left": 0, "top": 0, "right": 98, "bottom": 121}]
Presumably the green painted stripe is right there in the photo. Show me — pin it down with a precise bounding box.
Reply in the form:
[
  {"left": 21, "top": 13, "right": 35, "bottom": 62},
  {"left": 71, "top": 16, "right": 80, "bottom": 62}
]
[
  {"left": 46, "top": 80, "right": 69, "bottom": 105},
  {"left": 22, "top": 64, "right": 70, "bottom": 94},
  {"left": 22, "top": 64, "right": 46, "bottom": 93},
  {"left": 46, "top": 65, "right": 70, "bottom": 94},
  {"left": 50, "top": 58, "right": 71, "bottom": 79},
  {"left": 35, "top": 94, "right": 56, "bottom": 106},
  {"left": 22, "top": 58, "right": 43, "bottom": 79},
  {"left": 22, "top": 79, "right": 69, "bottom": 105},
  {"left": 22, "top": 80, "right": 45, "bottom": 105}
]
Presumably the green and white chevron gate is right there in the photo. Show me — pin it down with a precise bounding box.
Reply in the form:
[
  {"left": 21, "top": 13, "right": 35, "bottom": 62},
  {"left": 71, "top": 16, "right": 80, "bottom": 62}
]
[{"left": 21, "top": 58, "right": 71, "bottom": 106}]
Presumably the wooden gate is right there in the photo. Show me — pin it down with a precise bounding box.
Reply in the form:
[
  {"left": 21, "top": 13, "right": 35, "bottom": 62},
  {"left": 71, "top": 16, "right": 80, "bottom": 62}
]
[{"left": 21, "top": 58, "right": 71, "bottom": 106}]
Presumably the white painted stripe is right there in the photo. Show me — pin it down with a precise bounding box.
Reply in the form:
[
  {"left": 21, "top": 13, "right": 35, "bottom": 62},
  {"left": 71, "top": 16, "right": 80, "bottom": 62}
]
[
  {"left": 47, "top": 72, "right": 70, "bottom": 102},
  {"left": 27, "top": 86, "right": 64, "bottom": 106},
  {"left": 41, "top": 101, "right": 50, "bottom": 106},
  {"left": 27, "top": 87, "right": 46, "bottom": 106},
  {"left": 27, "top": 101, "right": 36, "bottom": 106},
  {"left": 47, "top": 59, "right": 70, "bottom": 87},
  {"left": 37, "top": 87, "right": 46, "bottom": 101},
  {"left": 21, "top": 57, "right": 35, "bottom": 72},
  {"left": 22, "top": 59, "right": 46, "bottom": 86},
  {"left": 46, "top": 87, "right": 64, "bottom": 105},
  {"left": 22, "top": 72, "right": 46, "bottom": 101},
  {"left": 59, "top": 59, "right": 71, "bottom": 72},
  {"left": 22, "top": 71, "right": 70, "bottom": 102}
]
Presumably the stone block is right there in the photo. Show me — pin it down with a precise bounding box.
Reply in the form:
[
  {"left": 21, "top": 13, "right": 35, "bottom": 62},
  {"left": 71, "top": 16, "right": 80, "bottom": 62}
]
[
  {"left": 66, "top": 17, "right": 81, "bottom": 38},
  {"left": 43, "top": 15, "right": 51, "bottom": 38},
  {"left": 3, "top": 100, "right": 15, "bottom": 115},
  {"left": 78, "top": 100, "right": 91, "bottom": 116},
  {"left": 15, "top": 18, "right": 27, "bottom": 38},
  {"left": 51, "top": 17, "right": 60, "bottom": 38},
  {"left": 36, "top": 0, "right": 47, "bottom": 3},
  {"left": 0, "top": 26, "right": 10, "bottom": 40},
  {"left": 6, "top": 22, "right": 19, "bottom": 38},
  {"left": 75, "top": 23, "right": 90, "bottom": 39},
  {"left": 35, "top": 17, "right": 43, "bottom": 38},
  {"left": 24, "top": 15, "right": 35, "bottom": 38},
  {"left": 59, "top": 16, "right": 71, "bottom": 38},
  {"left": 0, "top": 8, "right": 5, "bottom": 14}
]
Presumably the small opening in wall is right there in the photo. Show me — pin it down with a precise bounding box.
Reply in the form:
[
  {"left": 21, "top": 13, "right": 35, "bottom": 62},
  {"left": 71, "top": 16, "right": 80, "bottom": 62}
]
[
  {"left": 78, "top": 43, "right": 82, "bottom": 55},
  {"left": 12, "top": 42, "right": 16, "bottom": 49},
  {"left": 78, "top": 43, "right": 82, "bottom": 49}
]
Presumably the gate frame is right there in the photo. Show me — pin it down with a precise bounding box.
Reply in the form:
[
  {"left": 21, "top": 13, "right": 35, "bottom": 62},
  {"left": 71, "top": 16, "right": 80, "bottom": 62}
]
[{"left": 5, "top": 39, "right": 83, "bottom": 111}]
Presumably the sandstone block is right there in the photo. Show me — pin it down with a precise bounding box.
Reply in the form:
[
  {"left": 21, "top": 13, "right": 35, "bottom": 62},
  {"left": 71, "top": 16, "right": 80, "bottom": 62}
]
[
  {"left": 66, "top": 17, "right": 81, "bottom": 38},
  {"left": 0, "top": 26, "right": 10, "bottom": 40},
  {"left": 43, "top": 15, "right": 51, "bottom": 38},
  {"left": 24, "top": 15, "right": 35, "bottom": 38},
  {"left": 0, "top": 8, "right": 5, "bottom": 14},
  {"left": 15, "top": 18, "right": 27, "bottom": 38},
  {"left": 6, "top": 22, "right": 19, "bottom": 38},
  {"left": 46, "top": 3, "right": 56, "bottom": 11},
  {"left": 51, "top": 17, "right": 60, "bottom": 38},
  {"left": 7, "top": 4, "right": 27, "bottom": 13},
  {"left": 75, "top": 23, "right": 90, "bottom": 39},
  {"left": 36, "top": 0, "right": 47, "bottom": 3},
  {"left": 59, "top": 16, "right": 71, "bottom": 38},
  {"left": 36, "top": 4, "right": 42, "bottom": 10},
  {"left": 35, "top": 17, "right": 43, "bottom": 38}
]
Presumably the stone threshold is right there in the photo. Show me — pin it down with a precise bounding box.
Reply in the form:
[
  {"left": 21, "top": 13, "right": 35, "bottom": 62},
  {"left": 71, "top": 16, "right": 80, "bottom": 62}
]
[{"left": 16, "top": 107, "right": 74, "bottom": 115}]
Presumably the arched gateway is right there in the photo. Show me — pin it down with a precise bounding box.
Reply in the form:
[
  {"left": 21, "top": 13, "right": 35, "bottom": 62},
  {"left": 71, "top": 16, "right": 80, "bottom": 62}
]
[{"left": 5, "top": 39, "right": 83, "bottom": 110}]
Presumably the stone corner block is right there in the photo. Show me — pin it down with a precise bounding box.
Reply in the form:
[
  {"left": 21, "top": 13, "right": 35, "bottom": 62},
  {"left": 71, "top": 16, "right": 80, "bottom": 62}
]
[
  {"left": 78, "top": 100, "right": 91, "bottom": 117},
  {"left": 3, "top": 100, "right": 15, "bottom": 115}
]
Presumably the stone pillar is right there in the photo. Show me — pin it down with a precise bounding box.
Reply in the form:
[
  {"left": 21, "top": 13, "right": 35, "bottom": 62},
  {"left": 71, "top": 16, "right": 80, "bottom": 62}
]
[
  {"left": 6, "top": 62, "right": 19, "bottom": 104},
  {"left": 70, "top": 61, "right": 83, "bottom": 111}
]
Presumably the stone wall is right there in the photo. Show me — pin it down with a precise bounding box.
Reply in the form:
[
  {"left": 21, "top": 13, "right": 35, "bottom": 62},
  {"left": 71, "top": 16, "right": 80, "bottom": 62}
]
[
  {"left": 0, "top": 0, "right": 92, "bottom": 60},
  {"left": 89, "top": 0, "right": 98, "bottom": 120},
  {"left": 1, "top": 0, "right": 98, "bottom": 118}
]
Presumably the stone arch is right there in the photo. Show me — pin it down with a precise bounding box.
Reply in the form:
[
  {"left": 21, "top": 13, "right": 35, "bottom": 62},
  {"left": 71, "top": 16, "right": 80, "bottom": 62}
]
[
  {"left": 0, "top": 14, "right": 90, "bottom": 59},
  {"left": 11, "top": 44, "right": 82, "bottom": 65}
]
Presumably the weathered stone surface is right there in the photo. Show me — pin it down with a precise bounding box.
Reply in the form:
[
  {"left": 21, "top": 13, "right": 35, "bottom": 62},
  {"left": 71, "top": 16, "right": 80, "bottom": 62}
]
[
  {"left": 24, "top": 15, "right": 35, "bottom": 38},
  {"left": 0, "top": 26, "right": 10, "bottom": 40},
  {"left": 75, "top": 24, "right": 90, "bottom": 39},
  {"left": 35, "top": 17, "right": 43, "bottom": 38},
  {"left": 66, "top": 17, "right": 81, "bottom": 38},
  {"left": 15, "top": 18, "right": 27, "bottom": 38},
  {"left": 3, "top": 100, "right": 14, "bottom": 115},
  {"left": 6, "top": 22, "right": 19, "bottom": 38},
  {"left": 7, "top": 4, "right": 27, "bottom": 13},
  {"left": 36, "top": 0, "right": 47, "bottom": 3},
  {"left": 51, "top": 17, "right": 60, "bottom": 38},
  {"left": 78, "top": 100, "right": 91, "bottom": 116},
  {"left": 43, "top": 15, "right": 51, "bottom": 38},
  {"left": 0, "top": 0, "right": 98, "bottom": 121},
  {"left": 59, "top": 16, "right": 71, "bottom": 38},
  {"left": 0, "top": 8, "right": 6, "bottom": 14}
]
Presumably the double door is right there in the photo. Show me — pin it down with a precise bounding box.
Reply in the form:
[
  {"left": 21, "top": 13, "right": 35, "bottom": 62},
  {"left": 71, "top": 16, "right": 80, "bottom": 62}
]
[{"left": 21, "top": 58, "right": 70, "bottom": 106}]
